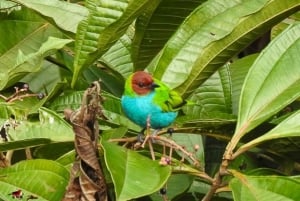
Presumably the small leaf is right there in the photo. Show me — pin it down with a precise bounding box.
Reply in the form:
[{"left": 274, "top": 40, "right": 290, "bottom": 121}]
[
  {"left": 230, "top": 170, "right": 300, "bottom": 201},
  {"left": 0, "top": 159, "right": 69, "bottom": 201},
  {"left": 101, "top": 140, "right": 171, "bottom": 201}
]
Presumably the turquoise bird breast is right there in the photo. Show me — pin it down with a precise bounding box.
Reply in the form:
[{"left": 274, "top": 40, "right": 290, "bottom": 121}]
[{"left": 121, "top": 92, "right": 178, "bottom": 129}]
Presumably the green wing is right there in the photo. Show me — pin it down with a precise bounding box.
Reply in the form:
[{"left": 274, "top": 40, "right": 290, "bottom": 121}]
[{"left": 152, "top": 78, "right": 186, "bottom": 112}]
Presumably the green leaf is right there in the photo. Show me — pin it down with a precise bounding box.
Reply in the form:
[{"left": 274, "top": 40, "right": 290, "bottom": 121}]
[
  {"left": 101, "top": 140, "right": 171, "bottom": 201},
  {"left": 132, "top": 0, "right": 204, "bottom": 70},
  {"left": 0, "top": 159, "right": 69, "bottom": 201},
  {"left": 183, "top": 64, "right": 232, "bottom": 119},
  {"left": 150, "top": 174, "right": 194, "bottom": 201},
  {"left": 72, "top": 0, "right": 157, "bottom": 87},
  {"left": 21, "top": 61, "right": 69, "bottom": 95},
  {"left": 33, "top": 142, "right": 74, "bottom": 160},
  {"left": 0, "top": 0, "right": 20, "bottom": 13},
  {"left": 230, "top": 54, "right": 258, "bottom": 115},
  {"left": 0, "top": 8, "right": 62, "bottom": 89},
  {"left": 147, "top": 0, "right": 300, "bottom": 98},
  {"left": 83, "top": 66, "right": 125, "bottom": 97},
  {"left": 101, "top": 33, "right": 133, "bottom": 78},
  {"left": 56, "top": 150, "right": 75, "bottom": 168},
  {"left": 14, "top": 0, "right": 88, "bottom": 34},
  {"left": 230, "top": 170, "right": 300, "bottom": 201},
  {"left": 236, "top": 22, "right": 300, "bottom": 138},
  {"left": 49, "top": 90, "right": 83, "bottom": 112},
  {"left": 235, "top": 110, "right": 300, "bottom": 157},
  {"left": 171, "top": 133, "right": 204, "bottom": 165},
  {"left": 0, "top": 36, "right": 73, "bottom": 90},
  {"left": 9, "top": 107, "right": 73, "bottom": 142},
  {"left": 0, "top": 138, "right": 51, "bottom": 152}
]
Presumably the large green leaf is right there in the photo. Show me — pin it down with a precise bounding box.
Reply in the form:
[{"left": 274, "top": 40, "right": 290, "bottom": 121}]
[
  {"left": 0, "top": 8, "right": 62, "bottom": 89},
  {"left": 0, "top": 159, "right": 69, "bottom": 201},
  {"left": 132, "top": 0, "right": 204, "bottom": 70},
  {"left": 234, "top": 110, "right": 300, "bottom": 158},
  {"left": 235, "top": 22, "right": 300, "bottom": 140},
  {"left": 230, "top": 170, "right": 300, "bottom": 201},
  {"left": 147, "top": 0, "right": 300, "bottom": 98},
  {"left": 71, "top": 0, "right": 157, "bottom": 87},
  {"left": 0, "top": 36, "right": 72, "bottom": 90},
  {"left": 14, "top": 0, "right": 88, "bottom": 34},
  {"left": 101, "top": 140, "right": 171, "bottom": 201}
]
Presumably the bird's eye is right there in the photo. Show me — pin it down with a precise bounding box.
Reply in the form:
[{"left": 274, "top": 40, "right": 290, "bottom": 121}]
[{"left": 138, "top": 82, "right": 145, "bottom": 88}]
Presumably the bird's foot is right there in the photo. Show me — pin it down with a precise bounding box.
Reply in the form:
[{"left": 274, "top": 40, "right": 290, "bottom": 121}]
[
  {"left": 136, "top": 128, "right": 146, "bottom": 143},
  {"left": 137, "top": 133, "right": 145, "bottom": 143},
  {"left": 167, "top": 127, "right": 174, "bottom": 136}
]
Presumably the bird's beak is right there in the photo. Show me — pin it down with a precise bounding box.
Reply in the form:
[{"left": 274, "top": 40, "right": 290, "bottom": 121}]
[{"left": 151, "top": 83, "right": 159, "bottom": 89}]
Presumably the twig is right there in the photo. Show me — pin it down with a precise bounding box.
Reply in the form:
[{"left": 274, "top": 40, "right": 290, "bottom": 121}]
[
  {"left": 201, "top": 173, "right": 222, "bottom": 201},
  {"left": 152, "top": 135, "right": 200, "bottom": 167}
]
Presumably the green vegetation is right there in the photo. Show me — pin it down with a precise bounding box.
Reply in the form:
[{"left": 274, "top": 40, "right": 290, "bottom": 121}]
[{"left": 0, "top": 0, "right": 300, "bottom": 200}]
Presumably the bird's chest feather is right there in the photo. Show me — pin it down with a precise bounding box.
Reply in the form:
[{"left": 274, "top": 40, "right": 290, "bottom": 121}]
[{"left": 121, "top": 93, "right": 177, "bottom": 128}]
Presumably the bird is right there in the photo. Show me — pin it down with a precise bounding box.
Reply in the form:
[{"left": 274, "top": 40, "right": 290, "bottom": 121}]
[{"left": 121, "top": 71, "right": 186, "bottom": 132}]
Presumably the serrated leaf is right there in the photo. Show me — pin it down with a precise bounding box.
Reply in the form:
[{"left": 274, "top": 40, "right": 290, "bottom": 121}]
[
  {"left": 0, "top": 159, "right": 69, "bottom": 201},
  {"left": 101, "top": 140, "right": 171, "bottom": 201},
  {"left": 230, "top": 170, "right": 300, "bottom": 201},
  {"left": 235, "top": 23, "right": 300, "bottom": 140},
  {"left": 147, "top": 0, "right": 300, "bottom": 98},
  {"left": 15, "top": 0, "right": 88, "bottom": 34},
  {"left": 72, "top": 0, "right": 156, "bottom": 87}
]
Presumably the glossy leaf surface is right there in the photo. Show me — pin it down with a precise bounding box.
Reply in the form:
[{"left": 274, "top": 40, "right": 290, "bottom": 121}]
[{"left": 102, "top": 140, "right": 171, "bottom": 201}]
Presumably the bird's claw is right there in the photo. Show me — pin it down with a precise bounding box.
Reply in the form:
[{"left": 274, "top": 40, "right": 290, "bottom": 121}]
[
  {"left": 167, "top": 127, "right": 174, "bottom": 136},
  {"left": 137, "top": 133, "right": 145, "bottom": 143}
]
